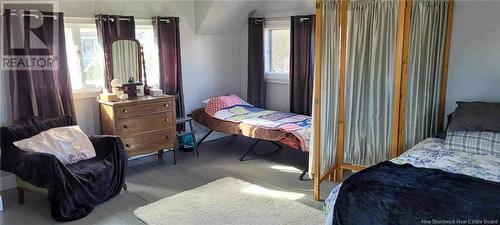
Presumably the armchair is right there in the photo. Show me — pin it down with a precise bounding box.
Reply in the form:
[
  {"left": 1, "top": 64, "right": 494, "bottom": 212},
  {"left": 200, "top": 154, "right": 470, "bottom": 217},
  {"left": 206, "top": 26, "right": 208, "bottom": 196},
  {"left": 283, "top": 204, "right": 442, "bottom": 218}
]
[{"left": 0, "top": 115, "right": 128, "bottom": 221}]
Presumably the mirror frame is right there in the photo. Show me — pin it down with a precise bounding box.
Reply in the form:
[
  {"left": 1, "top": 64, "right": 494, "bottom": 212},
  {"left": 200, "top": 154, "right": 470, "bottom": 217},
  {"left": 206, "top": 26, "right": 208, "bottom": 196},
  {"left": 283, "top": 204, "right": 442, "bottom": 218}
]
[{"left": 107, "top": 37, "right": 147, "bottom": 89}]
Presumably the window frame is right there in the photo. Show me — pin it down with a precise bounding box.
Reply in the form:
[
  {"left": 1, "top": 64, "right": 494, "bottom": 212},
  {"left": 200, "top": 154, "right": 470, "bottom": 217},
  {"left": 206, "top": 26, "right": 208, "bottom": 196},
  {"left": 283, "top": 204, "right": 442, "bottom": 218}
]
[
  {"left": 264, "top": 19, "right": 291, "bottom": 83},
  {"left": 135, "top": 24, "right": 160, "bottom": 88},
  {"left": 65, "top": 22, "right": 104, "bottom": 96}
]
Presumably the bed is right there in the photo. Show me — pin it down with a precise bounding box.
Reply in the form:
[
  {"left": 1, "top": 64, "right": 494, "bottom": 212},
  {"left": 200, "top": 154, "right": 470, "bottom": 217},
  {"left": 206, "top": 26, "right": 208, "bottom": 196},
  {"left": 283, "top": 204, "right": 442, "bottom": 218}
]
[
  {"left": 191, "top": 108, "right": 303, "bottom": 150},
  {"left": 191, "top": 95, "right": 311, "bottom": 180},
  {"left": 324, "top": 137, "right": 500, "bottom": 225},
  {"left": 324, "top": 102, "right": 500, "bottom": 225}
]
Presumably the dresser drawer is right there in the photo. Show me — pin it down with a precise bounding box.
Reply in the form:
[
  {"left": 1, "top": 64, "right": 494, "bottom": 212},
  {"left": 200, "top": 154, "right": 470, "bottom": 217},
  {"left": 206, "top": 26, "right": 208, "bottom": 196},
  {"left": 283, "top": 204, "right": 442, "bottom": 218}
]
[
  {"left": 117, "top": 98, "right": 174, "bottom": 118},
  {"left": 117, "top": 111, "right": 175, "bottom": 136},
  {"left": 122, "top": 128, "right": 176, "bottom": 155}
]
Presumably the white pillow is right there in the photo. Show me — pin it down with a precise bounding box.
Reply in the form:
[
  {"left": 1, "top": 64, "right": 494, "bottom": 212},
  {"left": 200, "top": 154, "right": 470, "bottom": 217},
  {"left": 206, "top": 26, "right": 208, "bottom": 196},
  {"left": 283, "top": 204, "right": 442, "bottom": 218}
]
[{"left": 14, "top": 126, "right": 96, "bottom": 165}]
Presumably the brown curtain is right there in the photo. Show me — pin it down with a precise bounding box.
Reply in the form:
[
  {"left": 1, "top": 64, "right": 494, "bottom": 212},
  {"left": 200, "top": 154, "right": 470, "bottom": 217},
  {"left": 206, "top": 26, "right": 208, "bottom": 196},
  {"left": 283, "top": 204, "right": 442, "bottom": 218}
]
[
  {"left": 153, "top": 17, "right": 185, "bottom": 117},
  {"left": 95, "top": 14, "right": 135, "bottom": 90},
  {"left": 290, "top": 15, "right": 315, "bottom": 116},
  {"left": 247, "top": 18, "right": 266, "bottom": 108},
  {"left": 3, "top": 9, "right": 75, "bottom": 121}
]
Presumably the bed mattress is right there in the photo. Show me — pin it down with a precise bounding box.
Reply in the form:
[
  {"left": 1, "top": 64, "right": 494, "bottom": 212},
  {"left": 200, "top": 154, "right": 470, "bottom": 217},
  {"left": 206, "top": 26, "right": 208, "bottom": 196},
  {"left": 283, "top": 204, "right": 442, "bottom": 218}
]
[
  {"left": 324, "top": 138, "right": 500, "bottom": 225},
  {"left": 191, "top": 108, "right": 302, "bottom": 149}
]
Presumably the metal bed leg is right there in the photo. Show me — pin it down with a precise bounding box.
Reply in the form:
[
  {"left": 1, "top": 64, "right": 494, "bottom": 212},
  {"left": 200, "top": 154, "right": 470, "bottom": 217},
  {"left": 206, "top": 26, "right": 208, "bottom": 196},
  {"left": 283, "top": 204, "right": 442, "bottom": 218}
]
[
  {"left": 239, "top": 139, "right": 261, "bottom": 161},
  {"left": 298, "top": 165, "right": 308, "bottom": 181},
  {"left": 239, "top": 140, "right": 282, "bottom": 161},
  {"left": 197, "top": 130, "right": 214, "bottom": 146}
]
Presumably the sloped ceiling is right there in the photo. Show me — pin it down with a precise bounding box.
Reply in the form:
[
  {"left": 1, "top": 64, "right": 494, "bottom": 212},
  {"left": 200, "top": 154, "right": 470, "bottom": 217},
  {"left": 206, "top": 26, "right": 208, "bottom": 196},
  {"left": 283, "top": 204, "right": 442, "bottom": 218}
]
[{"left": 194, "top": 0, "right": 315, "bottom": 35}]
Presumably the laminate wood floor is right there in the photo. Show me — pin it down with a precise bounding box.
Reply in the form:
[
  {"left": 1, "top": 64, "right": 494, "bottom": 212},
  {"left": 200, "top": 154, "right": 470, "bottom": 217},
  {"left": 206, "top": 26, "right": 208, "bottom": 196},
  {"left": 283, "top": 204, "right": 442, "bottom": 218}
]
[{"left": 0, "top": 135, "right": 337, "bottom": 225}]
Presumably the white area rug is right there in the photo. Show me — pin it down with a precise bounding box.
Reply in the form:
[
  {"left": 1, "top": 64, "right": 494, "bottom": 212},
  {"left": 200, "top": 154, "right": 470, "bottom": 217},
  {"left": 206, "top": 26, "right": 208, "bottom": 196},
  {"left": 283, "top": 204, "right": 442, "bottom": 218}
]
[{"left": 133, "top": 177, "right": 324, "bottom": 225}]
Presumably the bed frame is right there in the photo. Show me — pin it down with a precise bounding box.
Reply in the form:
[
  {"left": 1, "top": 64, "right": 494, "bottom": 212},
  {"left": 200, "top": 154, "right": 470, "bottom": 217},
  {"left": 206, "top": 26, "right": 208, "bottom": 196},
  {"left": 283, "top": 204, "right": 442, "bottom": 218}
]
[{"left": 198, "top": 129, "right": 309, "bottom": 181}]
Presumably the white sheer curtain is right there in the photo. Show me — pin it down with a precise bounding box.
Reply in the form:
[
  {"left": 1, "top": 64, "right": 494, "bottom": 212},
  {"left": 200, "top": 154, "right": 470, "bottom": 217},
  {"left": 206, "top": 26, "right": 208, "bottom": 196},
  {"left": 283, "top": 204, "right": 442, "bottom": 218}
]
[
  {"left": 112, "top": 41, "right": 139, "bottom": 83},
  {"left": 309, "top": 0, "right": 340, "bottom": 177},
  {"left": 404, "top": 0, "right": 449, "bottom": 150},
  {"left": 343, "top": 0, "right": 399, "bottom": 166}
]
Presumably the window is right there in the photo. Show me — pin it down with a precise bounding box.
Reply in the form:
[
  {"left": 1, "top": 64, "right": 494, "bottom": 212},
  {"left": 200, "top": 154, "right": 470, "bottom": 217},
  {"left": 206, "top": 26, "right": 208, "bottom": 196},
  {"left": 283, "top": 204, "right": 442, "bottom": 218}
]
[
  {"left": 65, "top": 24, "right": 160, "bottom": 92},
  {"left": 264, "top": 20, "right": 291, "bottom": 79},
  {"left": 135, "top": 25, "right": 160, "bottom": 88},
  {"left": 65, "top": 24, "right": 104, "bottom": 91}
]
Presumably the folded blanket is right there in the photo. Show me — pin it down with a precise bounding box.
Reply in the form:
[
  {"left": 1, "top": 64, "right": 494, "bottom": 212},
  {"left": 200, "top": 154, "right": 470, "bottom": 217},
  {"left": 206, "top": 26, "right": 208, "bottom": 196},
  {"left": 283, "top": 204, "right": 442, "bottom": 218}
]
[{"left": 332, "top": 161, "right": 500, "bottom": 225}]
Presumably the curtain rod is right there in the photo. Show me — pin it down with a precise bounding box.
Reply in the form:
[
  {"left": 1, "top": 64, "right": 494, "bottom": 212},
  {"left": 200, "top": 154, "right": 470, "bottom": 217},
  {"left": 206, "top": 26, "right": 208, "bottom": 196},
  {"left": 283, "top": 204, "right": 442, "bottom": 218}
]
[
  {"left": 65, "top": 16, "right": 177, "bottom": 23},
  {"left": 3, "top": 12, "right": 58, "bottom": 19},
  {"left": 253, "top": 16, "right": 288, "bottom": 22},
  {"left": 254, "top": 16, "right": 310, "bottom": 22},
  {"left": 0, "top": 14, "right": 176, "bottom": 23}
]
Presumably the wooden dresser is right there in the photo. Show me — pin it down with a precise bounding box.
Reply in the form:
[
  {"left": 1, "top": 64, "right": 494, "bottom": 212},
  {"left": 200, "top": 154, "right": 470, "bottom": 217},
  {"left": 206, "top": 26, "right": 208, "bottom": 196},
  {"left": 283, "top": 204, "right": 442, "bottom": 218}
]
[{"left": 99, "top": 95, "right": 176, "bottom": 157}]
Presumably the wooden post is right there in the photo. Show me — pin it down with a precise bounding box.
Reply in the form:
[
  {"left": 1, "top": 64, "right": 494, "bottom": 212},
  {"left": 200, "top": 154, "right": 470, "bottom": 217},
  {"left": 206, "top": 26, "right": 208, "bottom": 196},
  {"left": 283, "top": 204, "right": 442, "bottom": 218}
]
[
  {"left": 397, "top": 0, "right": 413, "bottom": 155},
  {"left": 438, "top": 0, "right": 454, "bottom": 132},
  {"left": 334, "top": 0, "right": 348, "bottom": 182},
  {"left": 312, "top": 0, "right": 324, "bottom": 201},
  {"left": 390, "top": 0, "right": 408, "bottom": 159}
]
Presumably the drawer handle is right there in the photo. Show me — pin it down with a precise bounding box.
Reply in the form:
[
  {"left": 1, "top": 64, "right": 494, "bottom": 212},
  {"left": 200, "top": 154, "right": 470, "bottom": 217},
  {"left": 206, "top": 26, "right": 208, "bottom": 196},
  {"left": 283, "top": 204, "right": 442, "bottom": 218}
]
[
  {"left": 122, "top": 109, "right": 128, "bottom": 113},
  {"left": 165, "top": 118, "right": 169, "bottom": 122},
  {"left": 123, "top": 125, "right": 128, "bottom": 129},
  {"left": 125, "top": 144, "right": 131, "bottom": 148},
  {"left": 164, "top": 103, "right": 169, "bottom": 107},
  {"left": 165, "top": 136, "right": 169, "bottom": 140}
]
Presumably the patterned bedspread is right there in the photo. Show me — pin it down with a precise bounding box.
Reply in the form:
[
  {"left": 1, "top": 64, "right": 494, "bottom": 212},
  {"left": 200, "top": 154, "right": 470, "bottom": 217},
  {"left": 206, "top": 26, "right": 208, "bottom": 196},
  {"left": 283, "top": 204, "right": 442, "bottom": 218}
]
[
  {"left": 324, "top": 138, "right": 500, "bottom": 225},
  {"left": 213, "top": 105, "right": 311, "bottom": 151}
]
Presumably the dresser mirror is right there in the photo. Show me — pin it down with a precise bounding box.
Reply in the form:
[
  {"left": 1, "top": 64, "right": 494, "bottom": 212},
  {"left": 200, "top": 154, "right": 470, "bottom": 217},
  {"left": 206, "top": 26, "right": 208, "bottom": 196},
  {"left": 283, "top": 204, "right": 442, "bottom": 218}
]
[{"left": 108, "top": 38, "right": 148, "bottom": 97}]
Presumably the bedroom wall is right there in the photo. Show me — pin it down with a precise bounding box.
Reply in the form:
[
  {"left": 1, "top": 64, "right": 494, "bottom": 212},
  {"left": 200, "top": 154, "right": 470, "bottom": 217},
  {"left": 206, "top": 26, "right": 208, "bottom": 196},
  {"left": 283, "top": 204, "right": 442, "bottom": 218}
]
[
  {"left": 239, "top": 1, "right": 315, "bottom": 112},
  {"left": 445, "top": 1, "right": 500, "bottom": 116}
]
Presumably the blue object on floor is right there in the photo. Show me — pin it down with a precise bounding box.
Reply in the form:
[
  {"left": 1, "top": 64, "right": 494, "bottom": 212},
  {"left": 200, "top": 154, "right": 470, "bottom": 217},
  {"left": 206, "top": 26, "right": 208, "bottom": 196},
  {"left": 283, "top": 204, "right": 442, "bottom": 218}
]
[{"left": 178, "top": 134, "right": 195, "bottom": 152}]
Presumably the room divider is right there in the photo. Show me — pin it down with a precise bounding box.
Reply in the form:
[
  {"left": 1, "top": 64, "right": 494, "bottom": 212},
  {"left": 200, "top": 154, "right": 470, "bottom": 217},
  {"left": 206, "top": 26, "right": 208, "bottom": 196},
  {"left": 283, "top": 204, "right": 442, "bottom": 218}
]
[{"left": 311, "top": 0, "right": 454, "bottom": 200}]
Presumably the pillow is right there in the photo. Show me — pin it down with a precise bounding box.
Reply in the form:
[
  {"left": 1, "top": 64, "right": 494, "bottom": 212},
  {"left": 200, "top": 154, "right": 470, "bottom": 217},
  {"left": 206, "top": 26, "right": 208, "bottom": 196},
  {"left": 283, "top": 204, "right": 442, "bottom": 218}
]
[
  {"left": 444, "top": 131, "right": 500, "bottom": 156},
  {"left": 204, "top": 95, "right": 252, "bottom": 116},
  {"left": 448, "top": 101, "right": 500, "bottom": 132},
  {"left": 13, "top": 126, "right": 96, "bottom": 165},
  {"left": 201, "top": 98, "right": 213, "bottom": 104},
  {"left": 433, "top": 113, "right": 454, "bottom": 139}
]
